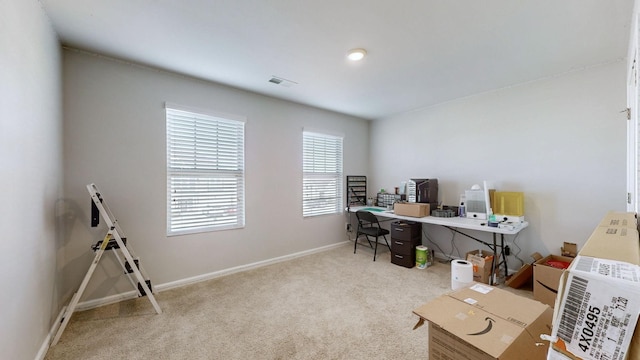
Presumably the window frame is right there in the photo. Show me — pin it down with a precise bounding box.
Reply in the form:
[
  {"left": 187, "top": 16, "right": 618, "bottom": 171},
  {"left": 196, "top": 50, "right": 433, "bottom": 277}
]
[
  {"left": 165, "top": 104, "right": 246, "bottom": 236},
  {"left": 302, "top": 130, "right": 344, "bottom": 217}
]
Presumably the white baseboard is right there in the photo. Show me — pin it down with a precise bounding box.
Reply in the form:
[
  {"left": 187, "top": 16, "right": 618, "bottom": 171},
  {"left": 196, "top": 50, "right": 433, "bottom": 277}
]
[
  {"left": 35, "top": 333, "right": 51, "bottom": 360},
  {"left": 37, "top": 305, "right": 66, "bottom": 360},
  {"left": 157, "top": 241, "right": 349, "bottom": 292},
  {"left": 80, "top": 241, "right": 349, "bottom": 309},
  {"left": 75, "top": 290, "right": 140, "bottom": 311},
  {"left": 40, "top": 241, "right": 349, "bottom": 359}
]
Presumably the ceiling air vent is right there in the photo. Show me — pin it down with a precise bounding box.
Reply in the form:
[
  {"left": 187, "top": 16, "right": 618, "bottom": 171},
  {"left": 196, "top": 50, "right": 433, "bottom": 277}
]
[{"left": 268, "top": 76, "right": 298, "bottom": 88}]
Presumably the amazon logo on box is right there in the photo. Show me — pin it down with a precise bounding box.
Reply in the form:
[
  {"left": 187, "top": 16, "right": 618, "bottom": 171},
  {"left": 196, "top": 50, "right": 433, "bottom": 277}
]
[{"left": 413, "top": 283, "right": 553, "bottom": 359}]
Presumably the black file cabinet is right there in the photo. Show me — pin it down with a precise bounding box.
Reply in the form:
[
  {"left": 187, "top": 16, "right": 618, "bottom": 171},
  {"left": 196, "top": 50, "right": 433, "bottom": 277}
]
[{"left": 390, "top": 220, "right": 422, "bottom": 268}]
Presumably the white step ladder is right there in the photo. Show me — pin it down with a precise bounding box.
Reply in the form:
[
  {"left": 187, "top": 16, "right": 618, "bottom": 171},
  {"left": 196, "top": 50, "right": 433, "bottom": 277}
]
[{"left": 51, "top": 183, "right": 162, "bottom": 346}]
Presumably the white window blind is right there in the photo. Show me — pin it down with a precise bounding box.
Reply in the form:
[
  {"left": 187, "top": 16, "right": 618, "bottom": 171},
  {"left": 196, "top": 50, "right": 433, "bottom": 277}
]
[
  {"left": 302, "top": 131, "right": 343, "bottom": 217},
  {"left": 166, "top": 107, "right": 245, "bottom": 235}
]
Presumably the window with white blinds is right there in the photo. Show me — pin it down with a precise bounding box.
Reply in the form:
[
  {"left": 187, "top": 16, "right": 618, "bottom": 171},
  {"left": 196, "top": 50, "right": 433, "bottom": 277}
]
[
  {"left": 302, "top": 131, "right": 343, "bottom": 217},
  {"left": 166, "top": 107, "right": 245, "bottom": 235}
]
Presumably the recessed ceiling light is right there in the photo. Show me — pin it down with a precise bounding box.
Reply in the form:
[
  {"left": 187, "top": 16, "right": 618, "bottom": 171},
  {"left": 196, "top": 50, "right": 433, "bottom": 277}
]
[{"left": 347, "top": 48, "right": 367, "bottom": 61}]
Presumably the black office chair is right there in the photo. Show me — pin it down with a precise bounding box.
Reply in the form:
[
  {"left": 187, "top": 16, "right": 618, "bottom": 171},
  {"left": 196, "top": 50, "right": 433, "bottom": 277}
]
[{"left": 354, "top": 210, "right": 391, "bottom": 261}]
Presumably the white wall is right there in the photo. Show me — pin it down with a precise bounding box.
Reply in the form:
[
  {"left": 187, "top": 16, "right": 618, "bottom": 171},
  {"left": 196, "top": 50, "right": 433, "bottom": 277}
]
[
  {"left": 61, "top": 49, "right": 369, "bottom": 301},
  {"left": 370, "top": 61, "right": 627, "bottom": 270},
  {"left": 0, "top": 1, "right": 63, "bottom": 359}
]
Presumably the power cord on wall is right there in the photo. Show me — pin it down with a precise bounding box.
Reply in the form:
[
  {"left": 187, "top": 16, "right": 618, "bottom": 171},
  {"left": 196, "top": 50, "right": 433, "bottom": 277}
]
[{"left": 509, "top": 232, "right": 525, "bottom": 267}]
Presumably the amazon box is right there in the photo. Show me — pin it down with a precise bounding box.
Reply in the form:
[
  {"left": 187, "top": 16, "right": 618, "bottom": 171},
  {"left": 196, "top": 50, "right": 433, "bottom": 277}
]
[
  {"left": 533, "top": 254, "right": 574, "bottom": 307},
  {"left": 413, "top": 283, "right": 552, "bottom": 360},
  {"left": 547, "top": 218, "right": 640, "bottom": 360}
]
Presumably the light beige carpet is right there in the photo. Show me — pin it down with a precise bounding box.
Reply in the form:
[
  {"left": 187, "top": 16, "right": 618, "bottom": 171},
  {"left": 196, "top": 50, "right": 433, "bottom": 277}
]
[{"left": 45, "top": 243, "right": 532, "bottom": 359}]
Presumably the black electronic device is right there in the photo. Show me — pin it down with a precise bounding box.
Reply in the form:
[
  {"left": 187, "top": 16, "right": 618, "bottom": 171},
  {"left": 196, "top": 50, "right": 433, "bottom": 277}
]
[{"left": 408, "top": 178, "right": 438, "bottom": 204}]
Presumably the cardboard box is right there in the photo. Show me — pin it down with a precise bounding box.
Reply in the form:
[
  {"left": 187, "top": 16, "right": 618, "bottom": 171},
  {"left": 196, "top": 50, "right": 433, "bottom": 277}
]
[
  {"left": 561, "top": 242, "right": 578, "bottom": 258},
  {"left": 548, "top": 214, "right": 640, "bottom": 360},
  {"left": 466, "top": 250, "right": 495, "bottom": 284},
  {"left": 533, "top": 254, "right": 573, "bottom": 308},
  {"left": 393, "top": 202, "right": 429, "bottom": 217},
  {"left": 413, "top": 283, "right": 553, "bottom": 359},
  {"left": 505, "top": 263, "right": 533, "bottom": 288},
  {"left": 578, "top": 225, "right": 639, "bottom": 264},
  {"left": 597, "top": 211, "right": 637, "bottom": 229},
  {"left": 505, "top": 252, "right": 542, "bottom": 289},
  {"left": 506, "top": 264, "right": 533, "bottom": 289}
]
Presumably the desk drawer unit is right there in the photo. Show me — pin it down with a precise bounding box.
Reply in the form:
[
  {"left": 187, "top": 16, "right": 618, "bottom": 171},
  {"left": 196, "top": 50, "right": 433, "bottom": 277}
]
[
  {"left": 391, "top": 238, "right": 416, "bottom": 255},
  {"left": 391, "top": 251, "right": 415, "bottom": 268},
  {"left": 390, "top": 221, "right": 422, "bottom": 268},
  {"left": 390, "top": 221, "right": 422, "bottom": 240}
]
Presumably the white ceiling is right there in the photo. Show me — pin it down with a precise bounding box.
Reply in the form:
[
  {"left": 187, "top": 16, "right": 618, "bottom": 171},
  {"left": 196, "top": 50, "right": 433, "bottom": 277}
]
[{"left": 40, "top": 0, "right": 635, "bottom": 120}]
